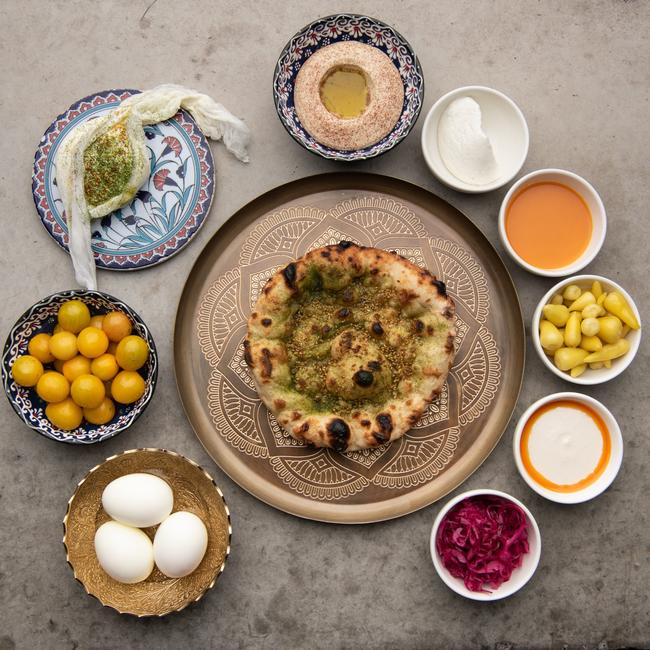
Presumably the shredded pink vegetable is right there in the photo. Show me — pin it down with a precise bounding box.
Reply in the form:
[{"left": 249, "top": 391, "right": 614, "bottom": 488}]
[{"left": 436, "top": 495, "right": 529, "bottom": 593}]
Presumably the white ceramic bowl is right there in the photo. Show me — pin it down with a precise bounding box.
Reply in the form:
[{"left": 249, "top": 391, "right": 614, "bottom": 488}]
[
  {"left": 513, "top": 392, "right": 623, "bottom": 504},
  {"left": 498, "top": 168, "right": 607, "bottom": 276},
  {"left": 532, "top": 275, "right": 641, "bottom": 385},
  {"left": 430, "top": 489, "right": 541, "bottom": 601},
  {"left": 421, "top": 85, "right": 529, "bottom": 193}
]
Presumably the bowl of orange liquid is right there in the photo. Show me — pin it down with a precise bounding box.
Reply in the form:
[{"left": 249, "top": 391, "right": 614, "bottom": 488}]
[
  {"left": 498, "top": 169, "right": 606, "bottom": 276},
  {"left": 513, "top": 392, "right": 623, "bottom": 504}
]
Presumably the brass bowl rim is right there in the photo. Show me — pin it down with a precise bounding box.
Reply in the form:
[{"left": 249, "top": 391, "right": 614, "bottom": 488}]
[{"left": 62, "top": 447, "right": 232, "bottom": 617}]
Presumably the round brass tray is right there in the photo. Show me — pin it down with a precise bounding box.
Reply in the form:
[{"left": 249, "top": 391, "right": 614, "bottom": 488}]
[{"left": 174, "top": 173, "right": 525, "bottom": 523}]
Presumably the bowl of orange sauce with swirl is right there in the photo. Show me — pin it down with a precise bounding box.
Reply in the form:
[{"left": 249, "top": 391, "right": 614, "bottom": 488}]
[{"left": 513, "top": 392, "right": 623, "bottom": 504}]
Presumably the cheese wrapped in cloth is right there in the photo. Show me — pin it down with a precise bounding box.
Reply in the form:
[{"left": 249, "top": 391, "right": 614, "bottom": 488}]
[{"left": 56, "top": 85, "right": 250, "bottom": 290}]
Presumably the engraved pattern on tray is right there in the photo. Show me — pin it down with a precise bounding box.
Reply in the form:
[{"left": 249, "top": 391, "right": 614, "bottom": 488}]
[{"left": 196, "top": 196, "right": 501, "bottom": 502}]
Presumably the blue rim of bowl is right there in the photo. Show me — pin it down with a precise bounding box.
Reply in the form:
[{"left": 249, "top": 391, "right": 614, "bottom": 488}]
[
  {"left": 2, "top": 290, "right": 158, "bottom": 444},
  {"left": 32, "top": 89, "right": 215, "bottom": 271},
  {"left": 272, "top": 13, "right": 425, "bottom": 161}
]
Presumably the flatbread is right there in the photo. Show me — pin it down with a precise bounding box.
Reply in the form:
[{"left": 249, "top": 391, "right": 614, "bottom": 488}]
[{"left": 244, "top": 242, "right": 456, "bottom": 452}]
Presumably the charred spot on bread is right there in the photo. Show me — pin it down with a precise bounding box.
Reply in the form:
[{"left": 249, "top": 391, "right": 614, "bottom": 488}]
[
  {"left": 353, "top": 370, "right": 374, "bottom": 387},
  {"left": 282, "top": 262, "right": 297, "bottom": 289},
  {"left": 261, "top": 318, "right": 272, "bottom": 327},
  {"left": 371, "top": 321, "right": 384, "bottom": 336},
  {"left": 373, "top": 430, "right": 389, "bottom": 444},
  {"left": 376, "top": 413, "right": 393, "bottom": 436},
  {"left": 327, "top": 418, "right": 350, "bottom": 451},
  {"left": 260, "top": 348, "right": 273, "bottom": 378},
  {"left": 408, "top": 411, "right": 422, "bottom": 426},
  {"left": 445, "top": 333, "right": 455, "bottom": 353},
  {"left": 432, "top": 279, "right": 447, "bottom": 296},
  {"left": 243, "top": 340, "right": 253, "bottom": 367}
]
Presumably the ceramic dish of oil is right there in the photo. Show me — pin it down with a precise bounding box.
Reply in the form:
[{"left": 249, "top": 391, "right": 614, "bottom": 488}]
[
  {"left": 272, "top": 13, "right": 424, "bottom": 161},
  {"left": 513, "top": 392, "right": 623, "bottom": 504}
]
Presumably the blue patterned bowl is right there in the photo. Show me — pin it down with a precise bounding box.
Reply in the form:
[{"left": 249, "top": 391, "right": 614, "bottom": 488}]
[
  {"left": 273, "top": 14, "right": 425, "bottom": 161},
  {"left": 2, "top": 291, "right": 158, "bottom": 444}
]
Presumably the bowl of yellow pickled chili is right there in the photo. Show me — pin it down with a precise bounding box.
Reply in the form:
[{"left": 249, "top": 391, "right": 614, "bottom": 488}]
[{"left": 532, "top": 275, "right": 641, "bottom": 384}]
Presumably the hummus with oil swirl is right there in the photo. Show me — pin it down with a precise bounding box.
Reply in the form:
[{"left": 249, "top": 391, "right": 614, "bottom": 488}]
[{"left": 294, "top": 41, "right": 404, "bottom": 151}]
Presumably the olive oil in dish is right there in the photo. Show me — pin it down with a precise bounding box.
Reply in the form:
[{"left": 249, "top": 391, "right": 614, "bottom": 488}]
[
  {"left": 520, "top": 399, "right": 611, "bottom": 493},
  {"left": 319, "top": 66, "right": 369, "bottom": 119},
  {"left": 505, "top": 182, "right": 592, "bottom": 270}
]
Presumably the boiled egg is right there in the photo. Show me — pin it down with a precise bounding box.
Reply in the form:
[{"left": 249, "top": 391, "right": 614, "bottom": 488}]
[
  {"left": 153, "top": 511, "right": 208, "bottom": 578},
  {"left": 94, "top": 521, "right": 154, "bottom": 584},
  {"left": 102, "top": 473, "right": 173, "bottom": 528}
]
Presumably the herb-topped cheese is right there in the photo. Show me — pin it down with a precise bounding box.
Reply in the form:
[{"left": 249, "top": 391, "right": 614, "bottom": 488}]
[{"left": 83, "top": 119, "right": 134, "bottom": 207}]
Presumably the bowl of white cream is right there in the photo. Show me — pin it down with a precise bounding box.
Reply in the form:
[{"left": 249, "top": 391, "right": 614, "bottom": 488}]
[
  {"left": 421, "top": 86, "right": 529, "bottom": 193},
  {"left": 513, "top": 392, "right": 623, "bottom": 504}
]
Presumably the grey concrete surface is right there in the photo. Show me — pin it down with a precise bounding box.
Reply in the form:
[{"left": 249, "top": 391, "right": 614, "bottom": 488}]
[{"left": 0, "top": 1, "right": 648, "bottom": 648}]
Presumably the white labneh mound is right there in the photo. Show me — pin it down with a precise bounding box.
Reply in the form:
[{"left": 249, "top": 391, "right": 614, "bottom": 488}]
[{"left": 437, "top": 96, "right": 500, "bottom": 186}]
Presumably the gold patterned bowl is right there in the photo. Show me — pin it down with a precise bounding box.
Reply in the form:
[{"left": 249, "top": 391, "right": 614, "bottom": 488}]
[{"left": 63, "top": 448, "right": 231, "bottom": 616}]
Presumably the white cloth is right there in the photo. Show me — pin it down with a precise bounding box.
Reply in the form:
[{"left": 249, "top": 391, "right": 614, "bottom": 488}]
[
  {"left": 56, "top": 120, "right": 101, "bottom": 290},
  {"left": 122, "top": 84, "right": 250, "bottom": 162}
]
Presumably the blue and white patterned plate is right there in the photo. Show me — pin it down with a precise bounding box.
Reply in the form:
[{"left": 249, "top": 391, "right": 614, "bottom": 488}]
[
  {"left": 32, "top": 89, "right": 215, "bottom": 270},
  {"left": 273, "top": 14, "right": 425, "bottom": 161},
  {"left": 2, "top": 290, "right": 158, "bottom": 444}
]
